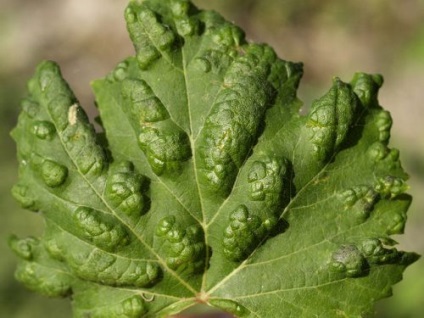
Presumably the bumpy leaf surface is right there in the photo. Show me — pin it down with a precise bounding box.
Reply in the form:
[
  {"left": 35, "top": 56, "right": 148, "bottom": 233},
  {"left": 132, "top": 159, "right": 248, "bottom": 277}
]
[{"left": 10, "top": 0, "right": 419, "bottom": 317}]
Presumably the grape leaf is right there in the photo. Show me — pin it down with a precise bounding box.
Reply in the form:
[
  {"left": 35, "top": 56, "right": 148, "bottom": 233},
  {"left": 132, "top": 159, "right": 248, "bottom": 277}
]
[{"left": 10, "top": 0, "right": 419, "bottom": 317}]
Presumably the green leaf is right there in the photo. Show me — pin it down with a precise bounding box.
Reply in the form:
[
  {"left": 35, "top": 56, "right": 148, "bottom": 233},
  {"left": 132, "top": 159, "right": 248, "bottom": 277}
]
[{"left": 10, "top": 0, "right": 418, "bottom": 317}]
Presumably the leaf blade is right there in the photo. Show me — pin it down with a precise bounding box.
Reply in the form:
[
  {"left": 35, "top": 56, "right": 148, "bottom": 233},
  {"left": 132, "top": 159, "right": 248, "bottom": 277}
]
[{"left": 10, "top": 1, "right": 418, "bottom": 317}]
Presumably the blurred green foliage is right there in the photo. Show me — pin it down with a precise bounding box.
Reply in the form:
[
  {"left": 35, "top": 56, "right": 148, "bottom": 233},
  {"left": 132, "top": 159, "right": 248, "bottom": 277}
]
[{"left": 1, "top": 0, "right": 423, "bottom": 317}]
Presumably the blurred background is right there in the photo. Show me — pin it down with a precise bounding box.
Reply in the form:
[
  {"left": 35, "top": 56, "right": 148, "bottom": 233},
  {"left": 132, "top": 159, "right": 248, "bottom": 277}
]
[{"left": 0, "top": 0, "right": 423, "bottom": 317}]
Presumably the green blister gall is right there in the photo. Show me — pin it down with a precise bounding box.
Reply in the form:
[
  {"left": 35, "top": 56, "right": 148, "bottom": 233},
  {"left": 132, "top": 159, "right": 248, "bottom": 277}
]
[
  {"left": 248, "top": 156, "right": 288, "bottom": 209},
  {"left": 331, "top": 245, "right": 367, "bottom": 278},
  {"left": 107, "top": 60, "right": 130, "bottom": 83},
  {"left": 28, "top": 61, "right": 106, "bottom": 179},
  {"left": 125, "top": 4, "right": 175, "bottom": 69},
  {"left": 136, "top": 45, "right": 160, "bottom": 69},
  {"left": 223, "top": 155, "right": 289, "bottom": 261},
  {"left": 375, "top": 176, "right": 408, "bottom": 198},
  {"left": 78, "top": 295, "right": 147, "bottom": 318},
  {"left": 195, "top": 57, "right": 212, "bottom": 73},
  {"left": 223, "top": 205, "right": 276, "bottom": 262},
  {"left": 57, "top": 234, "right": 162, "bottom": 287},
  {"left": 138, "top": 125, "right": 191, "bottom": 175},
  {"left": 198, "top": 45, "right": 277, "bottom": 196},
  {"left": 21, "top": 98, "right": 39, "bottom": 118},
  {"left": 31, "top": 120, "right": 56, "bottom": 140},
  {"left": 388, "top": 213, "right": 407, "bottom": 235},
  {"left": 61, "top": 112, "right": 106, "bottom": 177},
  {"left": 73, "top": 207, "right": 130, "bottom": 251},
  {"left": 306, "top": 78, "right": 358, "bottom": 161},
  {"left": 339, "top": 185, "right": 379, "bottom": 222},
  {"left": 212, "top": 24, "right": 244, "bottom": 48},
  {"left": 15, "top": 262, "right": 73, "bottom": 297},
  {"left": 170, "top": 0, "right": 198, "bottom": 36},
  {"left": 367, "top": 142, "right": 401, "bottom": 172},
  {"left": 375, "top": 110, "right": 393, "bottom": 143},
  {"left": 368, "top": 141, "right": 390, "bottom": 162},
  {"left": 175, "top": 17, "right": 197, "bottom": 36},
  {"left": 35, "top": 62, "right": 77, "bottom": 132},
  {"left": 360, "top": 239, "right": 401, "bottom": 265},
  {"left": 105, "top": 161, "right": 148, "bottom": 218},
  {"left": 123, "top": 79, "right": 169, "bottom": 123},
  {"left": 351, "top": 72, "right": 383, "bottom": 108},
  {"left": 9, "top": 235, "right": 37, "bottom": 260},
  {"left": 11, "top": 183, "right": 38, "bottom": 211},
  {"left": 122, "top": 79, "right": 191, "bottom": 175},
  {"left": 11, "top": 237, "right": 73, "bottom": 297},
  {"left": 41, "top": 160, "right": 68, "bottom": 188},
  {"left": 170, "top": 0, "right": 191, "bottom": 17},
  {"left": 156, "top": 216, "right": 206, "bottom": 274},
  {"left": 196, "top": 49, "right": 232, "bottom": 74}
]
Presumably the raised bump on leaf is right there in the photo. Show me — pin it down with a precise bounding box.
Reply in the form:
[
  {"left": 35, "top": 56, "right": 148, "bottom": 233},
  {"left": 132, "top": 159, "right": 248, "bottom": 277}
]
[
  {"left": 388, "top": 213, "right": 407, "bottom": 235},
  {"left": 105, "top": 161, "right": 149, "bottom": 218},
  {"left": 367, "top": 142, "right": 401, "bottom": 171},
  {"left": 268, "top": 59, "right": 303, "bottom": 91},
  {"left": 194, "top": 14, "right": 246, "bottom": 73},
  {"left": 375, "top": 110, "right": 393, "bottom": 143},
  {"left": 384, "top": 149, "right": 401, "bottom": 170},
  {"left": 125, "top": 3, "right": 176, "bottom": 69},
  {"left": 170, "top": 0, "right": 199, "bottom": 36},
  {"left": 40, "top": 160, "right": 68, "bottom": 188},
  {"left": 73, "top": 207, "right": 130, "bottom": 251},
  {"left": 360, "top": 239, "right": 402, "bottom": 264},
  {"left": 156, "top": 216, "right": 206, "bottom": 274},
  {"left": 15, "top": 262, "right": 73, "bottom": 297},
  {"left": 198, "top": 45, "right": 277, "bottom": 196},
  {"left": 375, "top": 176, "right": 408, "bottom": 198},
  {"left": 9, "top": 235, "right": 37, "bottom": 260},
  {"left": 61, "top": 108, "right": 106, "bottom": 176},
  {"left": 223, "top": 205, "right": 277, "bottom": 262},
  {"left": 44, "top": 236, "right": 63, "bottom": 261},
  {"left": 248, "top": 156, "right": 289, "bottom": 209},
  {"left": 107, "top": 60, "right": 130, "bottom": 83},
  {"left": 21, "top": 98, "right": 39, "bottom": 118},
  {"left": 306, "top": 78, "right": 358, "bottom": 161},
  {"left": 221, "top": 154, "right": 290, "bottom": 261},
  {"left": 339, "top": 185, "right": 378, "bottom": 222},
  {"left": 50, "top": 229, "right": 161, "bottom": 287},
  {"left": 351, "top": 72, "right": 383, "bottom": 108},
  {"left": 10, "top": 237, "right": 73, "bottom": 297},
  {"left": 72, "top": 250, "right": 161, "bottom": 288},
  {"left": 170, "top": 0, "right": 191, "bottom": 17},
  {"left": 31, "top": 120, "right": 56, "bottom": 140},
  {"left": 138, "top": 126, "right": 191, "bottom": 174},
  {"left": 331, "top": 245, "right": 367, "bottom": 278},
  {"left": 79, "top": 295, "right": 147, "bottom": 318},
  {"left": 30, "top": 61, "right": 106, "bottom": 177},
  {"left": 368, "top": 142, "right": 390, "bottom": 162},
  {"left": 123, "top": 79, "right": 169, "bottom": 123},
  {"left": 122, "top": 78, "right": 191, "bottom": 175},
  {"left": 212, "top": 24, "right": 245, "bottom": 48},
  {"left": 195, "top": 50, "right": 232, "bottom": 74},
  {"left": 29, "top": 63, "right": 75, "bottom": 131},
  {"left": 195, "top": 57, "right": 212, "bottom": 73},
  {"left": 11, "top": 183, "right": 38, "bottom": 211}
]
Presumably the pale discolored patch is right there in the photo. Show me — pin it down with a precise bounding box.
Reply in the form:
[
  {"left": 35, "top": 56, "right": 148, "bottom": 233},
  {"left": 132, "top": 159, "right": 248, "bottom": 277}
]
[{"left": 68, "top": 104, "right": 78, "bottom": 125}]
